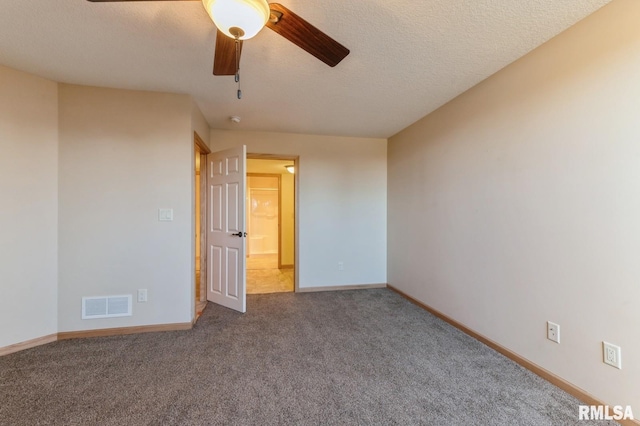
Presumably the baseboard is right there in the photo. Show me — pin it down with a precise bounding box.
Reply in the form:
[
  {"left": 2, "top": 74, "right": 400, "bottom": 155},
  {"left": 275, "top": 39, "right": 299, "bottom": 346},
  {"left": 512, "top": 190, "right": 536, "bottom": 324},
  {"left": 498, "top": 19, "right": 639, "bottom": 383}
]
[
  {"left": 298, "top": 283, "right": 387, "bottom": 293},
  {"left": 387, "top": 285, "right": 639, "bottom": 426},
  {"left": 0, "top": 334, "right": 58, "bottom": 357},
  {"left": 57, "top": 322, "right": 193, "bottom": 340},
  {"left": 194, "top": 301, "right": 208, "bottom": 325}
]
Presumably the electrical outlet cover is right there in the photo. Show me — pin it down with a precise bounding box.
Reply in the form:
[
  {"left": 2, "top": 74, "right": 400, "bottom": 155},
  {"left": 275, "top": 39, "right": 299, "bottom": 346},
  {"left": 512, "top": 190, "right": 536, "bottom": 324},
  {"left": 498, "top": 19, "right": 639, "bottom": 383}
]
[
  {"left": 547, "top": 321, "right": 560, "bottom": 344},
  {"left": 603, "top": 342, "right": 622, "bottom": 369}
]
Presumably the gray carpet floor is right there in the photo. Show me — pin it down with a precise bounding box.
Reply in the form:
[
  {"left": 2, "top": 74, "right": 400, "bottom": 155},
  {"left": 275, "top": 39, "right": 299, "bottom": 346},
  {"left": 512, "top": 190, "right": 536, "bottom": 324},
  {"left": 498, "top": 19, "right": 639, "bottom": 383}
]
[{"left": 0, "top": 289, "right": 616, "bottom": 425}]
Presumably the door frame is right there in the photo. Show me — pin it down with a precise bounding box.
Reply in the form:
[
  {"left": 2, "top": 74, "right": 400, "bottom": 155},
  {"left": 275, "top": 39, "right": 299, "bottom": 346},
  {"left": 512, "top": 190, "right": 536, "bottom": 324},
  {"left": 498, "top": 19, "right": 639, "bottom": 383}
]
[
  {"left": 194, "top": 132, "right": 210, "bottom": 317},
  {"left": 247, "top": 154, "right": 299, "bottom": 292}
]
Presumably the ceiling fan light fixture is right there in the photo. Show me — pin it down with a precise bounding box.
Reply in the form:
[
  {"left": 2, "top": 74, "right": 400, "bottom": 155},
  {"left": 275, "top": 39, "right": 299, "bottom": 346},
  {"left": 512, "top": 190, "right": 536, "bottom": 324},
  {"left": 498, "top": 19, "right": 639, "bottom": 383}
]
[{"left": 202, "top": 0, "right": 270, "bottom": 40}]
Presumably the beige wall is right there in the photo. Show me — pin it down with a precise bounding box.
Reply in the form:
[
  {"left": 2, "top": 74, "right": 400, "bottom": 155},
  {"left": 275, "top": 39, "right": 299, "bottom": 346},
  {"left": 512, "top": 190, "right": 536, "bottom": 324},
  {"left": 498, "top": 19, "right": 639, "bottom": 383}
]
[
  {"left": 0, "top": 66, "right": 59, "bottom": 347},
  {"left": 211, "top": 130, "right": 387, "bottom": 289},
  {"left": 191, "top": 101, "right": 210, "bottom": 147},
  {"left": 388, "top": 0, "right": 640, "bottom": 411},
  {"left": 246, "top": 159, "right": 295, "bottom": 266},
  {"left": 58, "top": 85, "right": 195, "bottom": 331}
]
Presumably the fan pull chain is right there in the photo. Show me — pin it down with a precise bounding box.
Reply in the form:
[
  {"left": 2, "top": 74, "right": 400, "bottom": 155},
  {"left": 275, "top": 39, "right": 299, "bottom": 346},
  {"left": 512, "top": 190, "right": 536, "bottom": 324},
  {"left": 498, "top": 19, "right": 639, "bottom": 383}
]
[{"left": 235, "top": 38, "right": 242, "bottom": 100}]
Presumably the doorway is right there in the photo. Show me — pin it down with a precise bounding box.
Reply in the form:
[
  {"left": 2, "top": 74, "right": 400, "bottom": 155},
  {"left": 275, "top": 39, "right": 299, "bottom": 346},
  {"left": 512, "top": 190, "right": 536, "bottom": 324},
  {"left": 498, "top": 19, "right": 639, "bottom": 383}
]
[
  {"left": 194, "top": 133, "right": 210, "bottom": 319},
  {"left": 246, "top": 158, "right": 296, "bottom": 294}
]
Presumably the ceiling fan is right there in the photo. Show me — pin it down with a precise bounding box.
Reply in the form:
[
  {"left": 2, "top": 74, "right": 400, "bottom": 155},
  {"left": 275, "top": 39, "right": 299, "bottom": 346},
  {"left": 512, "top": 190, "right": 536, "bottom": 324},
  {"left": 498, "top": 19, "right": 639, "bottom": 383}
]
[{"left": 87, "top": 0, "right": 350, "bottom": 77}]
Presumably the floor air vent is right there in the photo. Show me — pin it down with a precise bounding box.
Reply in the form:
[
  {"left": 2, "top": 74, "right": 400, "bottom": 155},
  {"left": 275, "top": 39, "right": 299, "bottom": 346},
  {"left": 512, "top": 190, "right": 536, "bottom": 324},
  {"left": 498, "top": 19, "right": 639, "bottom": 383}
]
[{"left": 82, "top": 295, "right": 132, "bottom": 319}]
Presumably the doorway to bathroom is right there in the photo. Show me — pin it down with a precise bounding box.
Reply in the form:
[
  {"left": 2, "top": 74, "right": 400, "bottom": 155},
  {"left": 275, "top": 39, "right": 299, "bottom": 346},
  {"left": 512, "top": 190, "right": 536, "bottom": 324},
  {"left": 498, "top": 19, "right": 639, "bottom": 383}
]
[{"left": 246, "top": 158, "right": 296, "bottom": 294}]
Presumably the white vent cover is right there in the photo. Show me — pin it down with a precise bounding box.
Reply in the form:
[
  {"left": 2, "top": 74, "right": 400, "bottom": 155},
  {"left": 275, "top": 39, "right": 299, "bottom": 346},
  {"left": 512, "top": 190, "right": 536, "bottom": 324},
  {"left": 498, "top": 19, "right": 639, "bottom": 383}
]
[{"left": 82, "top": 295, "right": 132, "bottom": 319}]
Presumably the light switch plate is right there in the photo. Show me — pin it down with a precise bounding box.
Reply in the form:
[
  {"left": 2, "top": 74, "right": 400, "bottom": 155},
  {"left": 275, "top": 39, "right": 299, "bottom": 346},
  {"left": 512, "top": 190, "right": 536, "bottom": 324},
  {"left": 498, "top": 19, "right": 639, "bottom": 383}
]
[{"left": 158, "top": 208, "right": 174, "bottom": 222}]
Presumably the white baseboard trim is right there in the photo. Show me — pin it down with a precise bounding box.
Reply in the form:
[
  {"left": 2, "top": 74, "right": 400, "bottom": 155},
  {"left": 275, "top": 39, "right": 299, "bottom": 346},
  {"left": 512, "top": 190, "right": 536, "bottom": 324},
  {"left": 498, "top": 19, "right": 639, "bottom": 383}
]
[{"left": 297, "top": 283, "right": 387, "bottom": 293}]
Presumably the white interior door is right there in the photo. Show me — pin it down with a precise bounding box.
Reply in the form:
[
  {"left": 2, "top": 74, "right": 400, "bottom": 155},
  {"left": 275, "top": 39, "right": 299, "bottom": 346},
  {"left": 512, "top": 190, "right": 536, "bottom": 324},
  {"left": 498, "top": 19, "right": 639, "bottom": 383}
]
[{"left": 207, "top": 146, "right": 246, "bottom": 313}]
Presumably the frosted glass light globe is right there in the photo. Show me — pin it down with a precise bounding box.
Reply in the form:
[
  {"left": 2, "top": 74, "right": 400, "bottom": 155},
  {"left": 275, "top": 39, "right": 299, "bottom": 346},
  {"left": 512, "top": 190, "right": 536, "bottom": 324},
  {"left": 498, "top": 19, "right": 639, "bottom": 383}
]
[{"left": 202, "top": 0, "right": 270, "bottom": 40}]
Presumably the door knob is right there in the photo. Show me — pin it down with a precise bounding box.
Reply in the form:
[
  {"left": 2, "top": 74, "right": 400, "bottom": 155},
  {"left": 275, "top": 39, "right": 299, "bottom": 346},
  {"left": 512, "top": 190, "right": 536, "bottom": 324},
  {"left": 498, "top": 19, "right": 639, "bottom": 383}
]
[{"left": 231, "top": 232, "right": 243, "bottom": 237}]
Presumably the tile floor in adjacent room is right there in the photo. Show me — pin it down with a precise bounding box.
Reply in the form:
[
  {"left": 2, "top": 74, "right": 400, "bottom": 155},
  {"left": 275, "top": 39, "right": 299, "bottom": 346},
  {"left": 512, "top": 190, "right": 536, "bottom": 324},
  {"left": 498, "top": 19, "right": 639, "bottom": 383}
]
[{"left": 246, "top": 254, "right": 294, "bottom": 294}]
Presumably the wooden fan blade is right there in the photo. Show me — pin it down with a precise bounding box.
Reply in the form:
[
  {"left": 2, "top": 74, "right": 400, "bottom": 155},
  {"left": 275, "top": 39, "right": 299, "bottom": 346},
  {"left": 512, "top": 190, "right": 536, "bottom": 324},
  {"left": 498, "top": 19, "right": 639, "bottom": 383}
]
[
  {"left": 265, "top": 3, "right": 349, "bottom": 67},
  {"left": 213, "top": 30, "right": 242, "bottom": 76}
]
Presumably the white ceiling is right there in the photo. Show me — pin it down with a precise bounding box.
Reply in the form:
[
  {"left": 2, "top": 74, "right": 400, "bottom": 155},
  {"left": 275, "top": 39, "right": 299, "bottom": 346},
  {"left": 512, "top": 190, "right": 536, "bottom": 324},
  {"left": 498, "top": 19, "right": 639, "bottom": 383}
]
[{"left": 0, "top": 0, "right": 610, "bottom": 138}]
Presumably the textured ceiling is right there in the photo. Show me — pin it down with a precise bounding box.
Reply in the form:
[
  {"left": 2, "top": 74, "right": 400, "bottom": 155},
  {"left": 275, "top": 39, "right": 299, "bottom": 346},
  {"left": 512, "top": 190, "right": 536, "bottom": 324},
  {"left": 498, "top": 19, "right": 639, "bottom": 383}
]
[{"left": 0, "top": 0, "right": 610, "bottom": 138}]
